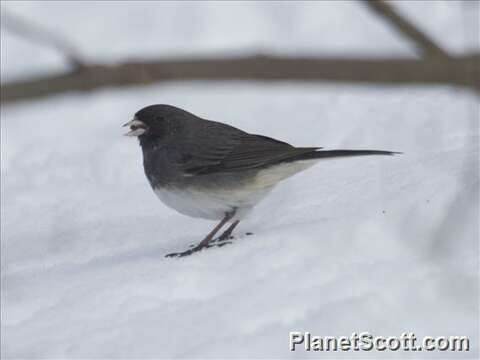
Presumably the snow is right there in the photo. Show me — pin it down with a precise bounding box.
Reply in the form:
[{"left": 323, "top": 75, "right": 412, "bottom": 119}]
[
  {"left": 2, "top": 0, "right": 477, "bottom": 81},
  {"left": 1, "top": 83, "right": 478, "bottom": 358},
  {"left": 1, "top": 1, "right": 479, "bottom": 358}
]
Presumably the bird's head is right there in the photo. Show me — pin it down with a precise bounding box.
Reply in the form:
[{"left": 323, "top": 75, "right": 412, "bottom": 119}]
[{"left": 123, "top": 104, "right": 192, "bottom": 138}]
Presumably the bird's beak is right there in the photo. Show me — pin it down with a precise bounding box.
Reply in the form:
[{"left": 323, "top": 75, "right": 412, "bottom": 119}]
[{"left": 123, "top": 119, "right": 147, "bottom": 136}]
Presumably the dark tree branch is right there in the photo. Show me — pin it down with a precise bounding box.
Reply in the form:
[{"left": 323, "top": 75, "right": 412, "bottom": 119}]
[
  {"left": 1, "top": 9, "right": 84, "bottom": 69},
  {"left": 364, "top": 0, "right": 450, "bottom": 59},
  {"left": 1, "top": 54, "right": 478, "bottom": 104}
]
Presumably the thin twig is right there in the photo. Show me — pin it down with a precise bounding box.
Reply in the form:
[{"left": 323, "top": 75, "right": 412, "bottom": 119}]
[
  {"left": 1, "top": 9, "right": 84, "bottom": 69},
  {"left": 364, "top": 0, "right": 450, "bottom": 59}
]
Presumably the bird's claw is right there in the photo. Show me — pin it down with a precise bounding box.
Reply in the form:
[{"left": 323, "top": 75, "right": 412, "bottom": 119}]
[
  {"left": 187, "top": 236, "right": 233, "bottom": 248},
  {"left": 167, "top": 231, "right": 254, "bottom": 258},
  {"left": 213, "top": 235, "right": 234, "bottom": 243},
  {"left": 167, "top": 239, "right": 233, "bottom": 258},
  {"left": 165, "top": 249, "right": 195, "bottom": 258}
]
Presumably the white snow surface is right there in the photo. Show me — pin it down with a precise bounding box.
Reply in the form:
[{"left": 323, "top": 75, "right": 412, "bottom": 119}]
[
  {"left": 1, "top": 83, "right": 478, "bottom": 358},
  {"left": 1, "top": 1, "right": 479, "bottom": 358}
]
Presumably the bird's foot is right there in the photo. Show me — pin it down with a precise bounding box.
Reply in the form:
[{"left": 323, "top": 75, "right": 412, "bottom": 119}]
[
  {"left": 186, "top": 235, "right": 233, "bottom": 248},
  {"left": 167, "top": 240, "right": 232, "bottom": 258},
  {"left": 167, "top": 231, "right": 252, "bottom": 258},
  {"left": 185, "top": 242, "right": 230, "bottom": 249},
  {"left": 214, "top": 234, "right": 234, "bottom": 242},
  {"left": 165, "top": 249, "right": 195, "bottom": 258},
  {"left": 165, "top": 245, "right": 205, "bottom": 258},
  {"left": 214, "top": 232, "right": 253, "bottom": 242},
  {"left": 212, "top": 240, "right": 233, "bottom": 248}
]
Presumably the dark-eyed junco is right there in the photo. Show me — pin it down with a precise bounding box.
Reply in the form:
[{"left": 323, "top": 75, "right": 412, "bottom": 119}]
[{"left": 124, "top": 105, "right": 398, "bottom": 257}]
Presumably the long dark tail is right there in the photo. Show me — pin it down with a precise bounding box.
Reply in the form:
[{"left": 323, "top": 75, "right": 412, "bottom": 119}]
[{"left": 291, "top": 149, "right": 401, "bottom": 162}]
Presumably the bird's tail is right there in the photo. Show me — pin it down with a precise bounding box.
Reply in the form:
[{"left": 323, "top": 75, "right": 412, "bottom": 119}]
[{"left": 290, "top": 149, "right": 401, "bottom": 162}]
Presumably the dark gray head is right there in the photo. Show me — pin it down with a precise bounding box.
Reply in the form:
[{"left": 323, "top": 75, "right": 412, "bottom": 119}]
[{"left": 123, "top": 104, "right": 197, "bottom": 138}]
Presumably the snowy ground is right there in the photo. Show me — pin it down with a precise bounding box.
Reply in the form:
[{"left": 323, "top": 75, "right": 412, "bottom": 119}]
[
  {"left": 1, "top": 1, "right": 479, "bottom": 359},
  {"left": 1, "top": 83, "right": 478, "bottom": 358}
]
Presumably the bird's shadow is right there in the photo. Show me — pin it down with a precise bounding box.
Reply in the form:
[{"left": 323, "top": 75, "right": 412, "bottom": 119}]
[
  {"left": 57, "top": 232, "right": 256, "bottom": 275},
  {"left": 55, "top": 240, "right": 182, "bottom": 275}
]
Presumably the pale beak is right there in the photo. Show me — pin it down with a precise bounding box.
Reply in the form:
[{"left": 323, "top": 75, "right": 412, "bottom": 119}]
[{"left": 123, "top": 119, "right": 147, "bottom": 136}]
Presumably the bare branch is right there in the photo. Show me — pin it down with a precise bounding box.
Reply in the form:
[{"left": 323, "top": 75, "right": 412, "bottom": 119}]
[
  {"left": 1, "top": 54, "right": 478, "bottom": 104},
  {"left": 1, "top": 9, "right": 84, "bottom": 69},
  {"left": 364, "top": 0, "right": 450, "bottom": 59}
]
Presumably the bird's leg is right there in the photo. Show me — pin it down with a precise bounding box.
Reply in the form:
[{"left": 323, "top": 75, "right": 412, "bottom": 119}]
[
  {"left": 215, "top": 220, "right": 240, "bottom": 243},
  {"left": 165, "top": 211, "right": 235, "bottom": 258}
]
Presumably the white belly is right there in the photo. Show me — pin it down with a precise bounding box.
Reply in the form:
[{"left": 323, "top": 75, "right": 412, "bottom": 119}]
[
  {"left": 153, "top": 159, "right": 319, "bottom": 221},
  {"left": 153, "top": 185, "right": 272, "bottom": 220}
]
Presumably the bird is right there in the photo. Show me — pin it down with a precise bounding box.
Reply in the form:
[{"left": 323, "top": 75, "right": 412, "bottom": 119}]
[{"left": 124, "top": 104, "right": 398, "bottom": 258}]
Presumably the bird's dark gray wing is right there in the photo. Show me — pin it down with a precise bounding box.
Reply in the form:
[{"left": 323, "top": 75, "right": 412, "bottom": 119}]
[
  {"left": 190, "top": 135, "right": 320, "bottom": 174},
  {"left": 164, "top": 121, "right": 244, "bottom": 172},
  {"left": 165, "top": 121, "right": 319, "bottom": 175},
  {"left": 165, "top": 120, "right": 397, "bottom": 176}
]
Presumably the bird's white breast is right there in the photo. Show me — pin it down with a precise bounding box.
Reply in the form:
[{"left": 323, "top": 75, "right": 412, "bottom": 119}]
[
  {"left": 153, "top": 159, "right": 318, "bottom": 221},
  {"left": 153, "top": 185, "right": 272, "bottom": 220}
]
